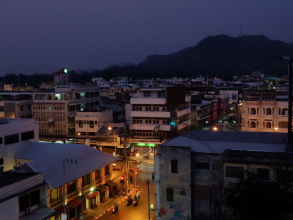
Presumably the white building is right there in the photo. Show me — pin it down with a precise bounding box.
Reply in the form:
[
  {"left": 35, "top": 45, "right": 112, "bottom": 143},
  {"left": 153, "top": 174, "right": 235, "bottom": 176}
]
[
  {"left": 0, "top": 118, "right": 39, "bottom": 172},
  {"left": 125, "top": 87, "right": 191, "bottom": 142},
  {"left": 75, "top": 109, "right": 113, "bottom": 136}
]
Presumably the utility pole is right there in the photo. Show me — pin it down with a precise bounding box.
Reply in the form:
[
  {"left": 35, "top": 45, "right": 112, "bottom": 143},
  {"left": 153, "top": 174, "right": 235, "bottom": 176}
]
[
  {"left": 281, "top": 56, "right": 293, "bottom": 151},
  {"left": 123, "top": 123, "right": 129, "bottom": 194},
  {"left": 146, "top": 179, "right": 150, "bottom": 220}
]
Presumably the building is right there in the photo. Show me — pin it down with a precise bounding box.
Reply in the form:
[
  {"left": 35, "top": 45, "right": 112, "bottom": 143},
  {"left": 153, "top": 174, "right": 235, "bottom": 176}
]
[
  {"left": 54, "top": 68, "right": 69, "bottom": 86},
  {"left": 0, "top": 92, "right": 33, "bottom": 119},
  {"left": 125, "top": 87, "right": 191, "bottom": 143},
  {"left": 0, "top": 117, "right": 118, "bottom": 220},
  {"left": 16, "top": 142, "right": 117, "bottom": 220},
  {"left": 191, "top": 100, "right": 211, "bottom": 129},
  {"left": 154, "top": 130, "right": 292, "bottom": 219},
  {"left": 240, "top": 89, "right": 289, "bottom": 132},
  {"left": 0, "top": 172, "right": 56, "bottom": 220},
  {"left": 0, "top": 118, "right": 39, "bottom": 172},
  {"left": 32, "top": 85, "right": 100, "bottom": 137},
  {"left": 75, "top": 108, "right": 113, "bottom": 137}
]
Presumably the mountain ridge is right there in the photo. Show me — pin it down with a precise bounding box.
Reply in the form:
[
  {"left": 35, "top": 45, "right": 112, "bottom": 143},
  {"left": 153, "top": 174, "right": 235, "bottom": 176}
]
[{"left": 103, "top": 35, "right": 293, "bottom": 79}]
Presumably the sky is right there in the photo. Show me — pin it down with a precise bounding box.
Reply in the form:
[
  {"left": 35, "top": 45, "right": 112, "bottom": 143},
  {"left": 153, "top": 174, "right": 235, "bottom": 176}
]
[{"left": 1, "top": 0, "right": 293, "bottom": 76}]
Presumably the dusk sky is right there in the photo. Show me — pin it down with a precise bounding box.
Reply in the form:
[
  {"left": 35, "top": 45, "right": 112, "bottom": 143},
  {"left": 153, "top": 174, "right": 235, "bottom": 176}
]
[{"left": 1, "top": 0, "right": 293, "bottom": 76}]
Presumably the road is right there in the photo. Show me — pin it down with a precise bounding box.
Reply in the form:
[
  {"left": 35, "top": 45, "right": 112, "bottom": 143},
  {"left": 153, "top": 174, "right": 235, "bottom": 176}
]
[{"left": 98, "top": 154, "right": 156, "bottom": 220}]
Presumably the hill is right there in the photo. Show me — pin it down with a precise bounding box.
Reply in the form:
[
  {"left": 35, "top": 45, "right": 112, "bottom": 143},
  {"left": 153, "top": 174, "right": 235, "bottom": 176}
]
[{"left": 104, "top": 35, "right": 293, "bottom": 79}]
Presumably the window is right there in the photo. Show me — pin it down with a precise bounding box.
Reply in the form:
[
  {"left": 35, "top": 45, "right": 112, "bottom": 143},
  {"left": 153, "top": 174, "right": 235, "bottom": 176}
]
[
  {"left": 50, "top": 187, "right": 62, "bottom": 202},
  {"left": 171, "top": 160, "right": 178, "bottom": 173},
  {"left": 250, "top": 121, "right": 256, "bottom": 128},
  {"left": 153, "top": 106, "right": 159, "bottom": 111},
  {"left": 276, "top": 170, "right": 293, "bottom": 182},
  {"left": 266, "top": 108, "right": 272, "bottom": 115},
  {"left": 226, "top": 166, "right": 244, "bottom": 178},
  {"left": 279, "top": 122, "right": 288, "bottom": 128},
  {"left": 82, "top": 173, "right": 91, "bottom": 187},
  {"left": 144, "top": 91, "right": 151, "bottom": 97},
  {"left": 257, "top": 168, "right": 270, "bottom": 180},
  {"left": 281, "top": 108, "right": 288, "bottom": 115},
  {"left": 5, "top": 134, "right": 19, "bottom": 145},
  {"left": 265, "top": 122, "right": 271, "bottom": 128},
  {"left": 194, "top": 162, "right": 210, "bottom": 170},
  {"left": 67, "top": 180, "right": 77, "bottom": 194},
  {"left": 166, "top": 188, "right": 174, "bottom": 202},
  {"left": 19, "top": 189, "right": 40, "bottom": 211},
  {"left": 146, "top": 119, "right": 152, "bottom": 124},
  {"left": 95, "top": 170, "right": 101, "bottom": 181},
  {"left": 145, "top": 106, "right": 151, "bottom": 111},
  {"left": 250, "top": 108, "right": 256, "bottom": 115},
  {"left": 105, "top": 165, "right": 110, "bottom": 176},
  {"left": 153, "top": 119, "right": 160, "bottom": 124},
  {"left": 21, "top": 131, "right": 34, "bottom": 141}
]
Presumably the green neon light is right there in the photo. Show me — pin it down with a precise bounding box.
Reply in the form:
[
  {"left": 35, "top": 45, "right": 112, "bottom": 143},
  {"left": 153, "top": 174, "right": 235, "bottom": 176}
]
[{"left": 136, "top": 143, "right": 156, "bottom": 147}]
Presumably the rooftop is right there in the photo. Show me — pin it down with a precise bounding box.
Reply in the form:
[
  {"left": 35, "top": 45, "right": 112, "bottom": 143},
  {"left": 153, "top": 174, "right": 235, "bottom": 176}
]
[{"left": 161, "top": 131, "right": 288, "bottom": 154}]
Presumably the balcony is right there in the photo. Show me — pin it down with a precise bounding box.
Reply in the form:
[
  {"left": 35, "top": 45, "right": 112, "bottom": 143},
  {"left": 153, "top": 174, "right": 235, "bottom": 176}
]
[
  {"left": 177, "top": 119, "right": 191, "bottom": 130},
  {"left": 131, "top": 111, "right": 170, "bottom": 118},
  {"left": 130, "top": 97, "right": 166, "bottom": 105},
  {"left": 132, "top": 123, "right": 171, "bottom": 131},
  {"left": 177, "top": 108, "right": 191, "bottom": 117}
]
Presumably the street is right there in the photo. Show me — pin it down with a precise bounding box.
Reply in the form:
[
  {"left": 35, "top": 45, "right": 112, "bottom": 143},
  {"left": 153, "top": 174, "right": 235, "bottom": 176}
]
[{"left": 87, "top": 151, "right": 156, "bottom": 220}]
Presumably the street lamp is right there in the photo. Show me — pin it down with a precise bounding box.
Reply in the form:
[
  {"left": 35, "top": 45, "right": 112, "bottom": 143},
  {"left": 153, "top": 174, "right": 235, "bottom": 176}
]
[{"left": 108, "top": 127, "right": 116, "bottom": 156}]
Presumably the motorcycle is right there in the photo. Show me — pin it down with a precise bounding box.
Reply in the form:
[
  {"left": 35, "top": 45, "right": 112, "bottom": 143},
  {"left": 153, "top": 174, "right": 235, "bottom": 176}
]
[
  {"left": 112, "top": 204, "right": 119, "bottom": 214},
  {"left": 126, "top": 197, "right": 133, "bottom": 206}
]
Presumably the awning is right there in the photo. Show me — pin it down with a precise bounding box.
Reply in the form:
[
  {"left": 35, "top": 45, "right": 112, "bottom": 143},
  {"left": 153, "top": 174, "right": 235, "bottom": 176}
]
[
  {"left": 19, "top": 206, "right": 56, "bottom": 220},
  {"left": 97, "top": 185, "right": 107, "bottom": 192},
  {"left": 67, "top": 197, "right": 83, "bottom": 208},
  {"left": 85, "top": 191, "right": 99, "bottom": 199}
]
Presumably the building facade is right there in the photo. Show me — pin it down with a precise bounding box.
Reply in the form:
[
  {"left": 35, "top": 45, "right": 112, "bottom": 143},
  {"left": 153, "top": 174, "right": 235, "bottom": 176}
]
[
  {"left": 240, "top": 89, "right": 289, "bottom": 132},
  {"left": 125, "top": 87, "right": 191, "bottom": 142},
  {"left": 155, "top": 131, "right": 292, "bottom": 220}
]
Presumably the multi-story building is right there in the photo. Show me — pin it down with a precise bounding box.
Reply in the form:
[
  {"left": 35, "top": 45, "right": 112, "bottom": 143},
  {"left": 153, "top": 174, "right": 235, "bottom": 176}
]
[
  {"left": 54, "top": 68, "right": 69, "bottom": 86},
  {"left": 191, "top": 100, "right": 211, "bottom": 129},
  {"left": 0, "top": 117, "right": 118, "bottom": 220},
  {"left": 109, "top": 77, "right": 128, "bottom": 88},
  {"left": 0, "top": 118, "right": 39, "bottom": 172},
  {"left": 75, "top": 108, "right": 113, "bottom": 137},
  {"left": 0, "top": 172, "right": 56, "bottom": 219},
  {"left": 125, "top": 87, "right": 191, "bottom": 143},
  {"left": 240, "top": 89, "right": 289, "bottom": 132},
  {"left": 0, "top": 92, "right": 33, "bottom": 119},
  {"left": 32, "top": 85, "right": 100, "bottom": 138},
  {"left": 154, "top": 130, "right": 291, "bottom": 220}
]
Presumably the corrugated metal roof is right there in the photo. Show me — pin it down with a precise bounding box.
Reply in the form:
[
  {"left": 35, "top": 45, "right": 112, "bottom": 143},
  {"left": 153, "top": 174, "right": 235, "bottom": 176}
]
[
  {"left": 15, "top": 142, "right": 117, "bottom": 189},
  {"left": 161, "top": 131, "right": 287, "bottom": 153}
]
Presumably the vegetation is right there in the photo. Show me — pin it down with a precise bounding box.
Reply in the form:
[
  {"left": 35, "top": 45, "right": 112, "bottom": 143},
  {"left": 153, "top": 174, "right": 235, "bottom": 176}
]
[{"left": 224, "top": 171, "right": 293, "bottom": 220}]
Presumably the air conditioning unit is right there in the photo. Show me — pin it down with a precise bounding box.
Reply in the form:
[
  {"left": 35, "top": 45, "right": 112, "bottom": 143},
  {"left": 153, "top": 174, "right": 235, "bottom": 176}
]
[
  {"left": 40, "top": 200, "right": 46, "bottom": 207},
  {"left": 26, "top": 207, "right": 31, "bottom": 214}
]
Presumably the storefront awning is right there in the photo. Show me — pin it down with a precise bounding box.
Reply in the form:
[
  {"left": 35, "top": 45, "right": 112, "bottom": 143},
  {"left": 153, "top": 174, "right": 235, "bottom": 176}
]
[
  {"left": 97, "top": 185, "right": 107, "bottom": 192},
  {"left": 67, "top": 197, "right": 83, "bottom": 208},
  {"left": 85, "top": 191, "right": 98, "bottom": 199},
  {"left": 19, "top": 206, "right": 56, "bottom": 220}
]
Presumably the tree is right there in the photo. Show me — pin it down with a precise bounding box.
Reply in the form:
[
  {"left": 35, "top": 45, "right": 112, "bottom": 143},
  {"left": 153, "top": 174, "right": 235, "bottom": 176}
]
[{"left": 224, "top": 171, "right": 293, "bottom": 220}]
